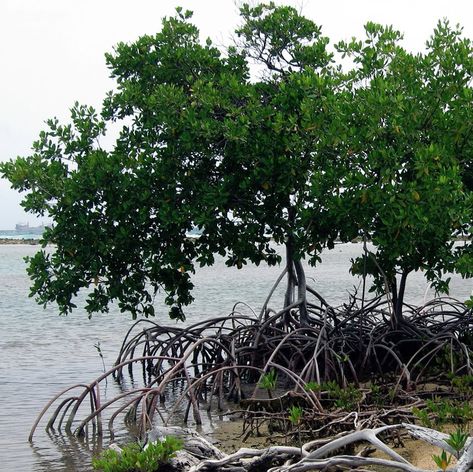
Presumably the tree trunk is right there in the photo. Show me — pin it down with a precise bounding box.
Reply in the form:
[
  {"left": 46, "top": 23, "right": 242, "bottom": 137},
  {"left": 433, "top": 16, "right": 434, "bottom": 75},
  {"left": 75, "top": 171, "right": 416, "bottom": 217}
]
[
  {"left": 284, "top": 239, "right": 309, "bottom": 327},
  {"left": 294, "top": 259, "right": 309, "bottom": 326},
  {"left": 284, "top": 207, "right": 308, "bottom": 327},
  {"left": 391, "top": 270, "right": 409, "bottom": 328},
  {"left": 284, "top": 240, "right": 295, "bottom": 308}
]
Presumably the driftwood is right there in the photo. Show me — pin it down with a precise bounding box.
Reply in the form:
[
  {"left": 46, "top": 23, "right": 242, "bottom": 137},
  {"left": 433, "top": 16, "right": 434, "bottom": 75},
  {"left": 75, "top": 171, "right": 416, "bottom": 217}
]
[{"left": 104, "top": 424, "right": 473, "bottom": 472}]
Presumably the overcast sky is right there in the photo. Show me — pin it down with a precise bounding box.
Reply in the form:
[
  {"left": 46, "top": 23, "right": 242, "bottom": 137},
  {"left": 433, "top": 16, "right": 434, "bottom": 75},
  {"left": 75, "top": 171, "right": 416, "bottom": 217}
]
[{"left": 1, "top": 0, "right": 472, "bottom": 229}]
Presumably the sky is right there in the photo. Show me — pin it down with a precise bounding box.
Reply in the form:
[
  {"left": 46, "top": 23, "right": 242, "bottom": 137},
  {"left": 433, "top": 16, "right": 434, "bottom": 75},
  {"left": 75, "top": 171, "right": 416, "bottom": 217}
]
[{"left": 1, "top": 0, "right": 472, "bottom": 229}]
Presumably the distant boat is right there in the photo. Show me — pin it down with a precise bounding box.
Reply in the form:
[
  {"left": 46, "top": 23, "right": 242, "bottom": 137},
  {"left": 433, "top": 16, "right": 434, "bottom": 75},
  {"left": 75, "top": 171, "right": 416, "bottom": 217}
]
[{"left": 14, "top": 222, "right": 48, "bottom": 234}]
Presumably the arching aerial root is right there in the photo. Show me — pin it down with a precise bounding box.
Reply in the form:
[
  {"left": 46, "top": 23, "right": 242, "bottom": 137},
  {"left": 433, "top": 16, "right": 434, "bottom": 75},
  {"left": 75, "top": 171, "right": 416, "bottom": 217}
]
[{"left": 30, "top": 295, "right": 473, "bottom": 443}]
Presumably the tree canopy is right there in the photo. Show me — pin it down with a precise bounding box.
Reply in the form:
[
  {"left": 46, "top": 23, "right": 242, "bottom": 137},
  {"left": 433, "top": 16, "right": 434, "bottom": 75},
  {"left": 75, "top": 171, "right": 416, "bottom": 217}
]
[
  {"left": 331, "top": 20, "right": 473, "bottom": 321},
  {"left": 2, "top": 3, "right": 472, "bottom": 322}
]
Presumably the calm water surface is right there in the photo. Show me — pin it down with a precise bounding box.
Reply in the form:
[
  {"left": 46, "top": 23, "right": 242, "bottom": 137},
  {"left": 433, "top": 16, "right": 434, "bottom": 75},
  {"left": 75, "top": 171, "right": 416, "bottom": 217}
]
[{"left": 0, "top": 243, "right": 471, "bottom": 471}]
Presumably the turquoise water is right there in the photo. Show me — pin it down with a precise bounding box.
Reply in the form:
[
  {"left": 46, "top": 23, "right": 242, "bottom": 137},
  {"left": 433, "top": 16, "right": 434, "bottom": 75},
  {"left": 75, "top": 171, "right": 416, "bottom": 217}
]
[{"left": 0, "top": 243, "right": 471, "bottom": 471}]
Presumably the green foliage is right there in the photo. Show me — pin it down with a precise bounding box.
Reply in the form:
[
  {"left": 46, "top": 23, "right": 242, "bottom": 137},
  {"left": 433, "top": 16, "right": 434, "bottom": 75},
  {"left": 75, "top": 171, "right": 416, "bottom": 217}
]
[
  {"left": 412, "top": 406, "right": 432, "bottom": 428},
  {"left": 432, "top": 450, "right": 451, "bottom": 471},
  {"left": 288, "top": 405, "right": 304, "bottom": 452},
  {"left": 258, "top": 370, "right": 278, "bottom": 392},
  {"left": 0, "top": 4, "right": 339, "bottom": 319},
  {"left": 413, "top": 398, "right": 473, "bottom": 428},
  {"left": 92, "top": 437, "right": 183, "bottom": 472},
  {"left": 1, "top": 5, "right": 472, "bottom": 321},
  {"left": 237, "top": 2, "right": 332, "bottom": 73},
  {"left": 333, "top": 19, "right": 473, "bottom": 321},
  {"left": 303, "top": 381, "right": 320, "bottom": 392},
  {"left": 323, "top": 382, "right": 362, "bottom": 411},
  {"left": 451, "top": 375, "right": 473, "bottom": 397},
  {"left": 305, "top": 381, "right": 362, "bottom": 410},
  {"left": 288, "top": 405, "right": 303, "bottom": 426},
  {"left": 446, "top": 428, "right": 468, "bottom": 458},
  {"left": 430, "top": 429, "right": 470, "bottom": 468}
]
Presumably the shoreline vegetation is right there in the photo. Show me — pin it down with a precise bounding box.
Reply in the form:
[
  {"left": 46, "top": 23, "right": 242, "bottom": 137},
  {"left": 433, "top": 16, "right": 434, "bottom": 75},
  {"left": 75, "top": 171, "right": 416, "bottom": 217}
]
[
  {"left": 0, "top": 238, "right": 40, "bottom": 245},
  {"left": 0, "top": 236, "right": 469, "bottom": 246}
]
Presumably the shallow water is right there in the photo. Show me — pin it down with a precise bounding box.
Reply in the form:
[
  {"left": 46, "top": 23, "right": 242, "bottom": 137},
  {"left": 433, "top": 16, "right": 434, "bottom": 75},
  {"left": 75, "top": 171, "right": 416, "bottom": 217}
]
[{"left": 0, "top": 243, "right": 471, "bottom": 471}]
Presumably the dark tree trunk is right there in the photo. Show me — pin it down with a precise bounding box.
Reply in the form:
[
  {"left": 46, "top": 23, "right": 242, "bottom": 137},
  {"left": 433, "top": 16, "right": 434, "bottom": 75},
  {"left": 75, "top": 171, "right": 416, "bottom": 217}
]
[
  {"left": 284, "top": 240, "right": 295, "bottom": 308},
  {"left": 284, "top": 240, "right": 309, "bottom": 327},
  {"left": 294, "top": 259, "right": 309, "bottom": 326},
  {"left": 391, "top": 270, "right": 409, "bottom": 328},
  {"left": 284, "top": 207, "right": 308, "bottom": 326}
]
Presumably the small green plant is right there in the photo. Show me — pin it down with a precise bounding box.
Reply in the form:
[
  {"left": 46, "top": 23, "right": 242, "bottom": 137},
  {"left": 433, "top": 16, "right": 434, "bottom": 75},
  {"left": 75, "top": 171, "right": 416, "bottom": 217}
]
[
  {"left": 92, "top": 436, "right": 183, "bottom": 472},
  {"left": 288, "top": 406, "right": 304, "bottom": 454},
  {"left": 451, "top": 375, "right": 473, "bottom": 397},
  {"left": 288, "top": 406, "right": 303, "bottom": 426},
  {"left": 258, "top": 370, "right": 278, "bottom": 398},
  {"left": 322, "top": 382, "right": 362, "bottom": 411},
  {"left": 412, "top": 406, "right": 432, "bottom": 428},
  {"left": 304, "top": 381, "right": 320, "bottom": 392},
  {"left": 430, "top": 429, "right": 470, "bottom": 469},
  {"left": 94, "top": 341, "right": 107, "bottom": 371},
  {"left": 94, "top": 341, "right": 108, "bottom": 387},
  {"left": 413, "top": 398, "right": 473, "bottom": 428},
  {"left": 432, "top": 450, "right": 451, "bottom": 471},
  {"left": 369, "top": 384, "right": 385, "bottom": 407},
  {"left": 446, "top": 428, "right": 468, "bottom": 459},
  {"left": 304, "top": 381, "right": 362, "bottom": 410}
]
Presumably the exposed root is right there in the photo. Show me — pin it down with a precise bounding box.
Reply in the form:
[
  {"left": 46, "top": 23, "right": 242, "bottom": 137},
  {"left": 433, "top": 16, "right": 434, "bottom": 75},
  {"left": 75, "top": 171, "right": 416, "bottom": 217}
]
[{"left": 30, "top": 283, "right": 473, "bottom": 447}]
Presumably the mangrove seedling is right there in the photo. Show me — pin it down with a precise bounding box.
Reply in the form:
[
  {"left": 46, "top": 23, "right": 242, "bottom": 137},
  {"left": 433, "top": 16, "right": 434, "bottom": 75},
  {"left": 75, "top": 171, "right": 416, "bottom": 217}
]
[
  {"left": 94, "top": 341, "right": 106, "bottom": 372},
  {"left": 304, "top": 381, "right": 321, "bottom": 392},
  {"left": 288, "top": 406, "right": 304, "bottom": 454},
  {"left": 413, "top": 398, "right": 473, "bottom": 428},
  {"left": 258, "top": 370, "right": 278, "bottom": 399},
  {"left": 446, "top": 428, "right": 469, "bottom": 459},
  {"left": 432, "top": 450, "right": 452, "bottom": 472},
  {"left": 288, "top": 405, "right": 303, "bottom": 427},
  {"left": 322, "top": 381, "right": 362, "bottom": 411}
]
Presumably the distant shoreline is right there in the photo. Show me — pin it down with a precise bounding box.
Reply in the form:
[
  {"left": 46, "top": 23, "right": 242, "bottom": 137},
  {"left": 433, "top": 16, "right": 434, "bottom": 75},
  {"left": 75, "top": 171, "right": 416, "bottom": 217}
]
[
  {"left": 0, "top": 238, "right": 41, "bottom": 245},
  {"left": 0, "top": 237, "right": 469, "bottom": 247}
]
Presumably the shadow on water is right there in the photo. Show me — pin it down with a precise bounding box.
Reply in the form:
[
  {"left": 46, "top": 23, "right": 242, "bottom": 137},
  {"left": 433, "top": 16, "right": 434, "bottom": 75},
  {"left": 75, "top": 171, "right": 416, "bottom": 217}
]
[
  {"left": 28, "top": 388, "right": 229, "bottom": 472},
  {"left": 30, "top": 431, "right": 104, "bottom": 472},
  {"left": 30, "top": 415, "right": 145, "bottom": 472}
]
